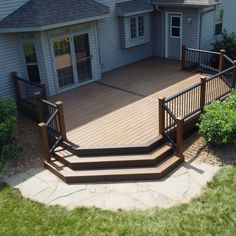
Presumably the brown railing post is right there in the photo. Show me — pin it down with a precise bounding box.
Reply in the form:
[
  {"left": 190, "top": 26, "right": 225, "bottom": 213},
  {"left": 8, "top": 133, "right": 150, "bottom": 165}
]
[
  {"left": 219, "top": 49, "right": 226, "bottom": 72},
  {"left": 158, "top": 97, "right": 166, "bottom": 136},
  {"left": 56, "top": 101, "right": 67, "bottom": 139},
  {"left": 38, "top": 122, "right": 51, "bottom": 162},
  {"left": 35, "top": 92, "right": 44, "bottom": 122},
  {"left": 200, "top": 76, "right": 207, "bottom": 110},
  {"left": 11, "top": 72, "right": 21, "bottom": 101},
  {"left": 232, "top": 60, "right": 236, "bottom": 89},
  {"left": 181, "top": 45, "right": 186, "bottom": 70},
  {"left": 176, "top": 117, "right": 184, "bottom": 158}
]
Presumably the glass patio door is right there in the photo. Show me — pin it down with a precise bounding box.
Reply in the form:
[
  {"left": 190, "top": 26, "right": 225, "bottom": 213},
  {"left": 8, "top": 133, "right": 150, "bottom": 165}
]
[
  {"left": 53, "top": 37, "right": 75, "bottom": 88},
  {"left": 73, "top": 34, "right": 92, "bottom": 83}
]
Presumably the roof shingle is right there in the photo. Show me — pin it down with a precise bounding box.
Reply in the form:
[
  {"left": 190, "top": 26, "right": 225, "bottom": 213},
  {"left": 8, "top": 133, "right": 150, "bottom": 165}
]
[
  {"left": 116, "top": 0, "right": 154, "bottom": 17},
  {"left": 0, "top": 0, "right": 109, "bottom": 30}
]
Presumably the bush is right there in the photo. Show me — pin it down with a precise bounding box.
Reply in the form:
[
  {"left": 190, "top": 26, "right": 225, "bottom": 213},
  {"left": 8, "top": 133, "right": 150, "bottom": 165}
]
[
  {"left": 198, "top": 91, "right": 236, "bottom": 145},
  {"left": 0, "top": 97, "right": 17, "bottom": 170},
  {"left": 212, "top": 30, "right": 236, "bottom": 60}
]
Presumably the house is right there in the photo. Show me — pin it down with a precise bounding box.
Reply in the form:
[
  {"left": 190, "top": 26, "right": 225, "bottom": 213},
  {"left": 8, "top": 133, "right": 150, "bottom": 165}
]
[{"left": 0, "top": 0, "right": 235, "bottom": 99}]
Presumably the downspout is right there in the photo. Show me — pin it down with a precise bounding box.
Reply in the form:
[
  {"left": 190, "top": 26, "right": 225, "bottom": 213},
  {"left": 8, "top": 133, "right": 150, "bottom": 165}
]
[
  {"left": 153, "top": 4, "right": 164, "bottom": 57},
  {"left": 199, "top": 6, "right": 216, "bottom": 49}
]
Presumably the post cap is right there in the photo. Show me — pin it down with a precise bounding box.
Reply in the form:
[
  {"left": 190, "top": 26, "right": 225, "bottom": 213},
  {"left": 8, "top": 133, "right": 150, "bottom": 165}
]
[
  {"left": 234, "top": 60, "right": 236, "bottom": 65},
  {"left": 200, "top": 75, "right": 207, "bottom": 81},
  {"left": 176, "top": 116, "right": 184, "bottom": 121},
  {"left": 220, "top": 49, "right": 226, "bottom": 54},
  {"left": 38, "top": 122, "right": 46, "bottom": 127},
  {"left": 55, "top": 101, "right": 63, "bottom": 106}
]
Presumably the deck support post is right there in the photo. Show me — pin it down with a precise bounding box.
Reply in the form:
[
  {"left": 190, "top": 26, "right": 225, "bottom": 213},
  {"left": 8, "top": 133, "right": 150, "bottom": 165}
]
[
  {"left": 200, "top": 76, "right": 207, "bottom": 110},
  {"left": 158, "top": 97, "right": 166, "bottom": 136},
  {"left": 56, "top": 101, "right": 67, "bottom": 140},
  {"left": 11, "top": 72, "right": 21, "bottom": 101},
  {"left": 35, "top": 92, "right": 44, "bottom": 122},
  {"left": 232, "top": 60, "right": 236, "bottom": 89},
  {"left": 219, "top": 49, "right": 226, "bottom": 72},
  {"left": 181, "top": 45, "right": 186, "bottom": 70},
  {"left": 176, "top": 117, "right": 184, "bottom": 159},
  {"left": 38, "top": 123, "right": 51, "bottom": 163}
]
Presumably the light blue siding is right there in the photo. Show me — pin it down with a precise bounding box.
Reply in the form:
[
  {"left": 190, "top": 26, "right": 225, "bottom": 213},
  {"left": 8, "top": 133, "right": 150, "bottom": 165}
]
[
  {"left": 221, "top": 0, "right": 236, "bottom": 34},
  {"left": 0, "top": 34, "right": 24, "bottom": 98},
  {"left": 96, "top": 0, "right": 155, "bottom": 72},
  {"left": 0, "top": 0, "right": 28, "bottom": 20},
  {"left": 200, "top": 8, "right": 215, "bottom": 50}
]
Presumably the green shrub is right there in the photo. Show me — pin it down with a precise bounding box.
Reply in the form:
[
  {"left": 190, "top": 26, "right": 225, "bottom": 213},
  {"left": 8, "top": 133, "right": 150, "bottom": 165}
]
[
  {"left": 199, "top": 92, "right": 236, "bottom": 145},
  {"left": 212, "top": 30, "right": 236, "bottom": 60},
  {"left": 0, "top": 97, "right": 17, "bottom": 170}
]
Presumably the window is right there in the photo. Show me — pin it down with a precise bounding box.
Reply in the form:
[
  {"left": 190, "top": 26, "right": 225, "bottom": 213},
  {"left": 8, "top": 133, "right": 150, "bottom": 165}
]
[
  {"left": 170, "top": 16, "right": 181, "bottom": 38},
  {"left": 129, "top": 15, "right": 145, "bottom": 39},
  {"left": 53, "top": 37, "right": 75, "bottom": 88},
  {"left": 23, "top": 42, "right": 41, "bottom": 83},
  {"left": 120, "top": 13, "right": 150, "bottom": 48},
  {"left": 215, "top": 6, "right": 224, "bottom": 36}
]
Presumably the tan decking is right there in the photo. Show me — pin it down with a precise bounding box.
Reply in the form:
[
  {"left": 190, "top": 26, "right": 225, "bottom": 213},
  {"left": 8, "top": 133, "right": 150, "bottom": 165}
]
[{"left": 51, "top": 57, "right": 203, "bottom": 147}]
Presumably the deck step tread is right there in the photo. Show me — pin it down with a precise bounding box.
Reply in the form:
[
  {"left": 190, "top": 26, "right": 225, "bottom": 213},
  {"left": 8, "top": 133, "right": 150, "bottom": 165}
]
[
  {"left": 54, "top": 144, "right": 172, "bottom": 163},
  {"left": 45, "top": 155, "right": 181, "bottom": 178}
]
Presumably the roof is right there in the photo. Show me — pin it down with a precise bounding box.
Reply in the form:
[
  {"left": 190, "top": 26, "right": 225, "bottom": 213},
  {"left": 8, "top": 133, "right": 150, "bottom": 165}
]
[
  {"left": 116, "top": 0, "right": 154, "bottom": 17},
  {"left": 0, "top": 0, "right": 109, "bottom": 33},
  {"left": 150, "top": 0, "right": 219, "bottom": 7}
]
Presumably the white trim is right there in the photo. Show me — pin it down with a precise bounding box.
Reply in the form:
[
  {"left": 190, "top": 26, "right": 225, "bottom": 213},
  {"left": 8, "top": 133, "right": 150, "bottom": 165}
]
[
  {"left": 165, "top": 12, "right": 183, "bottom": 59},
  {"left": 0, "top": 14, "right": 109, "bottom": 33},
  {"left": 117, "top": 9, "right": 154, "bottom": 17}
]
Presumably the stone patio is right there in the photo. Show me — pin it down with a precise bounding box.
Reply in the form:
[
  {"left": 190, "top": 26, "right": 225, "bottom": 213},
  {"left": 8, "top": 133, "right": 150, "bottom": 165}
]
[{"left": 6, "top": 160, "right": 219, "bottom": 211}]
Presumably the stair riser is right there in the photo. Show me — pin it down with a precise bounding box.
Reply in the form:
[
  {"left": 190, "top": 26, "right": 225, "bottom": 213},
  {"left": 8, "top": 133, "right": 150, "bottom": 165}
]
[
  {"left": 53, "top": 148, "right": 174, "bottom": 170},
  {"left": 44, "top": 158, "right": 183, "bottom": 184},
  {"left": 61, "top": 137, "right": 165, "bottom": 157}
]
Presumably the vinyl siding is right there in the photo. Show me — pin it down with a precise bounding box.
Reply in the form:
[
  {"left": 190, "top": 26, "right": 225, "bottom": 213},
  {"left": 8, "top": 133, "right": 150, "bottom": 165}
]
[
  {"left": 221, "top": 0, "right": 236, "bottom": 34},
  {"left": 200, "top": 8, "right": 215, "bottom": 50},
  {"left": 96, "top": 0, "right": 155, "bottom": 72},
  {"left": 0, "top": 0, "right": 28, "bottom": 21},
  {"left": 0, "top": 34, "right": 24, "bottom": 99}
]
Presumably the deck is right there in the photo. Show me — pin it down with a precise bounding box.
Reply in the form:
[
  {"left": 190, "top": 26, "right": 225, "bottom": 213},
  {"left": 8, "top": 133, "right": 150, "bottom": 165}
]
[{"left": 51, "top": 57, "right": 203, "bottom": 147}]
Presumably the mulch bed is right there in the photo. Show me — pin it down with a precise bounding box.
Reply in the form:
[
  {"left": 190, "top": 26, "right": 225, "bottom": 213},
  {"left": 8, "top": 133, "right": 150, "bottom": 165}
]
[{"left": 0, "top": 114, "right": 43, "bottom": 179}]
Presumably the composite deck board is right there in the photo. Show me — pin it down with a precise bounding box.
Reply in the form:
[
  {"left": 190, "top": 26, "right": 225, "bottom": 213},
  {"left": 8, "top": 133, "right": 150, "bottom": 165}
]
[{"left": 51, "top": 58, "right": 227, "bottom": 147}]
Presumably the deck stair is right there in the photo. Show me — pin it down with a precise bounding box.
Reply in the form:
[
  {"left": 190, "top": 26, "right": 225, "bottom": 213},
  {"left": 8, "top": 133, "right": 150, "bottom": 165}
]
[{"left": 44, "top": 136, "right": 183, "bottom": 183}]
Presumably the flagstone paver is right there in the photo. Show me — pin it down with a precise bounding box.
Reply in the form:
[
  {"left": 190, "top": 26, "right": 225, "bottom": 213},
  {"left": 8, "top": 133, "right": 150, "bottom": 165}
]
[{"left": 6, "top": 160, "right": 219, "bottom": 211}]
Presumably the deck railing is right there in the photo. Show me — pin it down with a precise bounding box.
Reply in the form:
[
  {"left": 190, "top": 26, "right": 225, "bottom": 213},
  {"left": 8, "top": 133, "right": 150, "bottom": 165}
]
[
  {"left": 12, "top": 72, "right": 47, "bottom": 121},
  {"left": 37, "top": 95, "right": 67, "bottom": 162},
  {"left": 160, "top": 48, "right": 236, "bottom": 157}
]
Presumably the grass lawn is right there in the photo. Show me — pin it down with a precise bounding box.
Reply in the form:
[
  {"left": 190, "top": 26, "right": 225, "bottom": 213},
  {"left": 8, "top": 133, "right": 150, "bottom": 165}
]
[{"left": 0, "top": 166, "right": 236, "bottom": 236}]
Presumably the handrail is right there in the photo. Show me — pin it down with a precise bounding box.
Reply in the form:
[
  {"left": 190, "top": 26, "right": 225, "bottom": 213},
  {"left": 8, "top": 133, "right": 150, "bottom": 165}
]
[
  {"left": 161, "top": 48, "right": 236, "bottom": 157},
  {"left": 224, "top": 54, "right": 235, "bottom": 66},
  {"left": 15, "top": 76, "right": 46, "bottom": 89},
  {"left": 165, "top": 82, "right": 201, "bottom": 103},
  {"left": 38, "top": 98, "right": 67, "bottom": 162},
  {"left": 187, "top": 47, "right": 220, "bottom": 55},
  {"left": 42, "top": 99, "right": 57, "bottom": 108}
]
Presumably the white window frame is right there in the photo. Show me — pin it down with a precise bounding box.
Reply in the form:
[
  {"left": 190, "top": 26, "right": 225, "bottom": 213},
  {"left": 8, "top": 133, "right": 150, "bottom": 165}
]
[
  {"left": 129, "top": 15, "right": 145, "bottom": 40},
  {"left": 122, "top": 13, "right": 150, "bottom": 48}
]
